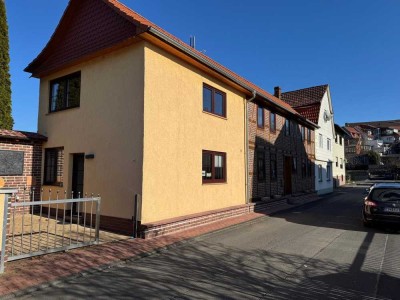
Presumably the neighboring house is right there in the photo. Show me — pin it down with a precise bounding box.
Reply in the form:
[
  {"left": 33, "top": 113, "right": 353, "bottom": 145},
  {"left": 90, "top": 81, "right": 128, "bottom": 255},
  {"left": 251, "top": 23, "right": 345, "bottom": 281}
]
[
  {"left": 24, "top": 0, "right": 317, "bottom": 236},
  {"left": 247, "top": 91, "right": 317, "bottom": 201},
  {"left": 333, "top": 124, "right": 346, "bottom": 187},
  {"left": 279, "top": 85, "right": 335, "bottom": 195}
]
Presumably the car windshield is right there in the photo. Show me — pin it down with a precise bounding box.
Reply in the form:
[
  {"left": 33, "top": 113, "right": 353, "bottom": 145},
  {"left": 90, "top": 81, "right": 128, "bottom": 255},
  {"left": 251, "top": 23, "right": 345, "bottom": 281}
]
[{"left": 370, "top": 188, "right": 400, "bottom": 202}]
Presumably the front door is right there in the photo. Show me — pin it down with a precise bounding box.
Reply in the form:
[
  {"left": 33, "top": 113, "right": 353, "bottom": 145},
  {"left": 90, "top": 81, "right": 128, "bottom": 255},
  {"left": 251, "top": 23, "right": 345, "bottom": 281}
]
[
  {"left": 284, "top": 156, "right": 292, "bottom": 195},
  {"left": 72, "top": 153, "right": 85, "bottom": 214}
]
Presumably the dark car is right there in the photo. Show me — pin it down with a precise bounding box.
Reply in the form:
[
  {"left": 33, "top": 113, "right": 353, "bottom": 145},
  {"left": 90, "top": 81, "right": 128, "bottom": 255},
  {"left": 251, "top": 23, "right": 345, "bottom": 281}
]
[{"left": 362, "top": 183, "right": 400, "bottom": 227}]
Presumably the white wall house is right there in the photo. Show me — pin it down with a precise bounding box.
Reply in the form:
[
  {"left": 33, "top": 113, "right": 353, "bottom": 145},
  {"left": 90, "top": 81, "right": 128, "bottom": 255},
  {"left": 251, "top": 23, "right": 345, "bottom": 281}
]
[
  {"left": 281, "top": 85, "right": 335, "bottom": 195},
  {"left": 333, "top": 124, "right": 346, "bottom": 187}
]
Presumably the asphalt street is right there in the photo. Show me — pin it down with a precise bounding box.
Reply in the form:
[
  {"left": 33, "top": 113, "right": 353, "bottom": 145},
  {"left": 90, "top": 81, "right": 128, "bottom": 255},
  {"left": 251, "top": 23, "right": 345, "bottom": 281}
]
[{"left": 21, "top": 187, "right": 400, "bottom": 299}]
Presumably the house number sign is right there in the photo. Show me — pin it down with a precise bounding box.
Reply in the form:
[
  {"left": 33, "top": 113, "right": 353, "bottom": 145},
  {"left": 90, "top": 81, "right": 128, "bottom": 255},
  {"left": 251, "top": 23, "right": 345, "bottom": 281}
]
[{"left": 0, "top": 150, "right": 24, "bottom": 176}]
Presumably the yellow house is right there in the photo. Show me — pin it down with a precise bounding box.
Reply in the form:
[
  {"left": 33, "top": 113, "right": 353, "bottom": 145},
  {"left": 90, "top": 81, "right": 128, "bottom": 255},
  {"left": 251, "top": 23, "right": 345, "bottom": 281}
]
[{"left": 25, "top": 0, "right": 312, "bottom": 237}]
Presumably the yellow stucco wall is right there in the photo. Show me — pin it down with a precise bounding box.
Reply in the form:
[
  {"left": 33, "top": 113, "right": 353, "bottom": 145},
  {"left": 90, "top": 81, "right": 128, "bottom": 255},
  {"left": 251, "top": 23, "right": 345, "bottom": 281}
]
[
  {"left": 141, "top": 43, "right": 246, "bottom": 223},
  {"left": 38, "top": 43, "right": 145, "bottom": 219}
]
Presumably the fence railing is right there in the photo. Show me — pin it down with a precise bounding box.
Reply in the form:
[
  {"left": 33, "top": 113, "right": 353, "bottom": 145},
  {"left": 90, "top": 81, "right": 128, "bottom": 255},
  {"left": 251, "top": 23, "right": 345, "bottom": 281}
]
[{"left": 1, "top": 188, "right": 101, "bottom": 267}]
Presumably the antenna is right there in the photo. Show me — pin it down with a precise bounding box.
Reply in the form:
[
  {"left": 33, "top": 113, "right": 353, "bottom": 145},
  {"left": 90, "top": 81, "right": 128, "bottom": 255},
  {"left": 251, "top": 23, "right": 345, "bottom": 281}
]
[{"left": 189, "top": 35, "right": 196, "bottom": 49}]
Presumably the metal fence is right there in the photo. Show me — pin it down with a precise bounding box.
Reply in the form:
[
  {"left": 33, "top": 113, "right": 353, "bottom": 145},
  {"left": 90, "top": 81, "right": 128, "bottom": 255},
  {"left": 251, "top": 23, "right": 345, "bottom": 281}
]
[{"left": 2, "top": 188, "right": 101, "bottom": 265}]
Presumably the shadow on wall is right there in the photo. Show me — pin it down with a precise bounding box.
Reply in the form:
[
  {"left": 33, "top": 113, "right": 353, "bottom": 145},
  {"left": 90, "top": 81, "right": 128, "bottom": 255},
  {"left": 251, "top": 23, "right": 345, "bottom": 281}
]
[{"left": 250, "top": 120, "right": 314, "bottom": 202}]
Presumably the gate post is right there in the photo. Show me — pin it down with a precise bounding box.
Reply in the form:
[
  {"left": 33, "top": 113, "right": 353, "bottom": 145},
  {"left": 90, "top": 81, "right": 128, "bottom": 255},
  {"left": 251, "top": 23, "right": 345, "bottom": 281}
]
[{"left": 0, "top": 189, "right": 17, "bottom": 274}]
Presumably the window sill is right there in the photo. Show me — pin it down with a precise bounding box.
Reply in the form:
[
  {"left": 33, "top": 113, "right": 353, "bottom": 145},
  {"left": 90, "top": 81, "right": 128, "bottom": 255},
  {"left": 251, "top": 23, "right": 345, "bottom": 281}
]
[
  {"left": 202, "top": 181, "right": 227, "bottom": 185},
  {"left": 202, "top": 110, "right": 227, "bottom": 120},
  {"left": 43, "top": 183, "right": 63, "bottom": 187},
  {"left": 46, "top": 106, "right": 80, "bottom": 115}
]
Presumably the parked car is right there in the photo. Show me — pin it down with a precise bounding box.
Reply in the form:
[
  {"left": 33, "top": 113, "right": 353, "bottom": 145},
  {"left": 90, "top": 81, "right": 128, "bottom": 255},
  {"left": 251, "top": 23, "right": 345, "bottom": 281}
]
[{"left": 362, "top": 183, "right": 400, "bottom": 227}]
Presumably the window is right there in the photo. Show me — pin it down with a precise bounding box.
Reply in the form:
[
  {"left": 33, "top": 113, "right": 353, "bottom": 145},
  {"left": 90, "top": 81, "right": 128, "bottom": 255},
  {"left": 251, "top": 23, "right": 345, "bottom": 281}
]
[
  {"left": 49, "top": 72, "right": 81, "bottom": 112},
  {"left": 340, "top": 158, "right": 343, "bottom": 169},
  {"left": 44, "top": 148, "right": 64, "bottom": 186},
  {"left": 257, "top": 105, "right": 264, "bottom": 128},
  {"left": 202, "top": 150, "right": 226, "bottom": 183},
  {"left": 307, "top": 159, "right": 312, "bottom": 177},
  {"left": 301, "top": 126, "right": 305, "bottom": 141},
  {"left": 319, "top": 134, "right": 323, "bottom": 148},
  {"left": 336, "top": 157, "right": 338, "bottom": 167},
  {"left": 270, "top": 153, "right": 277, "bottom": 180},
  {"left": 301, "top": 158, "right": 306, "bottom": 178},
  {"left": 257, "top": 152, "right": 265, "bottom": 181},
  {"left": 318, "top": 165, "right": 323, "bottom": 182},
  {"left": 203, "top": 84, "right": 226, "bottom": 117},
  {"left": 285, "top": 119, "right": 290, "bottom": 136},
  {"left": 292, "top": 157, "right": 297, "bottom": 173},
  {"left": 270, "top": 112, "right": 276, "bottom": 132},
  {"left": 327, "top": 138, "right": 331, "bottom": 151},
  {"left": 307, "top": 128, "right": 312, "bottom": 144},
  {"left": 339, "top": 136, "right": 343, "bottom": 145},
  {"left": 327, "top": 164, "right": 331, "bottom": 181}
]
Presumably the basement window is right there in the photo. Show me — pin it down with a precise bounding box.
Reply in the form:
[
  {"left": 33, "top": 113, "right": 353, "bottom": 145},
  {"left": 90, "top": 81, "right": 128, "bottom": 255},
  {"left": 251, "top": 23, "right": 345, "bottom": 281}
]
[{"left": 49, "top": 72, "right": 81, "bottom": 113}]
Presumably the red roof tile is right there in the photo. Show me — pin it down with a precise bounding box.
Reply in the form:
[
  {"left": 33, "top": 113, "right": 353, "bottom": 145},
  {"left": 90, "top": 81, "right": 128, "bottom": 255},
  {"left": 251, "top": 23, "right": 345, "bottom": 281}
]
[
  {"left": 26, "top": 0, "right": 306, "bottom": 120},
  {"left": 281, "top": 85, "right": 328, "bottom": 108},
  {"left": 293, "top": 104, "right": 321, "bottom": 124},
  {"left": 0, "top": 130, "right": 47, "bottom": 141}
]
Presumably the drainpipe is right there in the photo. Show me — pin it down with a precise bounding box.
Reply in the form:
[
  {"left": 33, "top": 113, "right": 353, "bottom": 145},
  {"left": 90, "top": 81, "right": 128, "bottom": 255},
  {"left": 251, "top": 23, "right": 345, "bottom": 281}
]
[{"left": 245, "top": 91, "right": 257, "bottom": 204}]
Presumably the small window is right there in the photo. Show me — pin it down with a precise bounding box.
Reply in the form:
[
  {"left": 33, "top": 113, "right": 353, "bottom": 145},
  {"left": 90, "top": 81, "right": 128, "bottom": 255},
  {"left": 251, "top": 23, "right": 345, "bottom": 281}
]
[
  {"left": 336, "top": 157, "right": 338, "bottom": 167},
  {"left": 44, "top": 148, "right": 64, "bottom": 186},
  {"left": 292, "top": 157, "right": 297, "bottom": 173},
  {"left": 301, "top": 158, "right": 307, "bottom": 178},
  {"left": 257, "top": 152, "right": 265, "bottom": 181},
  {"left": 340, "top": 158, "right": 343, "bottom": 169},
  {"left": 49, "top": 72, "right": 81, "bottom": 113},
  {"left": 301, "top": 126, "right": 305, "bottom": 141},
  {"left": 327, "top": 164, "right": 331, "bottom": 181},
  {"left": 307, "top": 159, "right": 312, "bottom": 177},
  {"left": 270, "top": 153, "right": 277, "bottom": 180},
  {"left": 257, "top": 106, "right": 264, "bottom": 128},
  {"left": 203, "top": 84, "right": 226, "bottom": 117},
  {"left": 318, "top": 165, "right": 323, "bottom": 182},
  {"left": 202, "top": 150, "right": 226, "bottom": 183},
  {"left": 335, "top": 135, "right": 338, "bottom": 143},
  {"left": 319, "top": 134, "right": 323, "bottom": 148},
  {"left": 327, "top": 138, "right": 331, "bottom": 151},
  {"left": 339, "top": 136, "right": 343, "bottom": 145},
  {"left": 307, "top": 128, "right": 312, "bottom": 144},
  {"left": 285, "top": 119, "right": 290, "bottom": 136},
  {"left": 270, "top": 112, "right": 276, "bottom": 132}
]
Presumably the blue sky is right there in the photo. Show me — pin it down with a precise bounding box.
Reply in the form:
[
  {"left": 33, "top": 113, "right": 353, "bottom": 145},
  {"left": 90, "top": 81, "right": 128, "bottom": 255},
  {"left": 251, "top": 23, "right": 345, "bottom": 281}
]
[{"left": 6, "top": 0, "right": 400, "bottom": 132}]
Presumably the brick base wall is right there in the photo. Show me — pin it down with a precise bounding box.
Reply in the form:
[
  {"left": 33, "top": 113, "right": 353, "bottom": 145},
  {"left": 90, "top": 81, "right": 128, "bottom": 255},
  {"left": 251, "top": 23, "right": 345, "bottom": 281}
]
[{"left": 0, "top": 140, "right": 43, "bottom": 204}]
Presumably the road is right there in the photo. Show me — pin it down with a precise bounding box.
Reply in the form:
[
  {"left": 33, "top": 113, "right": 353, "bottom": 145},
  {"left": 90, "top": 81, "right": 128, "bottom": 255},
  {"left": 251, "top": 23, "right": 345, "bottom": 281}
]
[{"left": 22, "top": 187, "right": 400, "bottom": 299}]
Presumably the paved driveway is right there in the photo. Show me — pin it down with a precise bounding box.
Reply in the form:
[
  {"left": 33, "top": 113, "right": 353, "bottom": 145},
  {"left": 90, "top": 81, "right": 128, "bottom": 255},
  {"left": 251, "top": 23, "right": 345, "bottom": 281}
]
[{"left": 21, "top": 187, "right": 400, "bottom": 299}]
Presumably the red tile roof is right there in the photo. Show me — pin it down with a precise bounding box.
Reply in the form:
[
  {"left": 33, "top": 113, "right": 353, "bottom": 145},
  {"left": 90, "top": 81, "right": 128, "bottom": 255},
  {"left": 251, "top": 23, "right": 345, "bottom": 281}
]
[
  {"left": 344, "top": 126, "right": 361, "bottom": 137},
  {"left": 281, "top": 85, "right": 328, "bottom": 108},
  {"left": 293, "top": 104, "right": 321, "bottom": 124},
  {"left": 0, "top": 130, "right": 47, "bottom": 141},
  {"left": 25, "top": 0, "right": 310, "bottom": 122}
]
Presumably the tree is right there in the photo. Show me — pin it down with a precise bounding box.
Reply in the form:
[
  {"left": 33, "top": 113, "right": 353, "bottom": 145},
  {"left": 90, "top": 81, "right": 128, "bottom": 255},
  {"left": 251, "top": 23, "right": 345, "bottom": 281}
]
[{"left": 0, "top": 0, "right": 13, "bottom": 129}]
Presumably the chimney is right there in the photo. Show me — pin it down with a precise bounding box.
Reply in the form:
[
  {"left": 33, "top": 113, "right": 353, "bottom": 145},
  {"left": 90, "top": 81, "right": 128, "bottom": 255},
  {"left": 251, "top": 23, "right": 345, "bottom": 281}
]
[{"left": 274, "top": 86, "right": 282, "bottom": 99}]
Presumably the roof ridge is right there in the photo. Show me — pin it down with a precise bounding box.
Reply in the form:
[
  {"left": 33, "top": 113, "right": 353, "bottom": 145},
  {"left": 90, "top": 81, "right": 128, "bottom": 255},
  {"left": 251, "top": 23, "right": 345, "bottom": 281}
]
[{"left": 281, "top": 84, "right": 328, "bottom": 95}]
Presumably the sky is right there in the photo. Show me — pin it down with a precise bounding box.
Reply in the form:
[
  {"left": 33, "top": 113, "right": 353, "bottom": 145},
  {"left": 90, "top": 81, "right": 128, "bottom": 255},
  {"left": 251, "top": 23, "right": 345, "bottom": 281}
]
[{"left": 5, "top": 0, "right": 400, "bottom": 132}]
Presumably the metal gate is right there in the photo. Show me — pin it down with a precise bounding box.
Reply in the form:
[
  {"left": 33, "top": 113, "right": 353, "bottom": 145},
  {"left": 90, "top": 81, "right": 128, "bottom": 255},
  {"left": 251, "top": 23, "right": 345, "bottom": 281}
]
[{"left": 1, "top": 188, "right": 101, "bottom": 272}]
